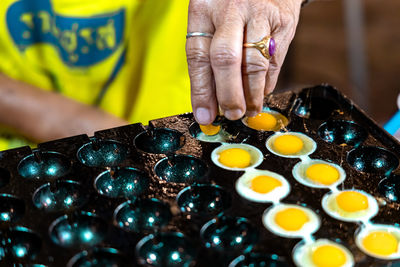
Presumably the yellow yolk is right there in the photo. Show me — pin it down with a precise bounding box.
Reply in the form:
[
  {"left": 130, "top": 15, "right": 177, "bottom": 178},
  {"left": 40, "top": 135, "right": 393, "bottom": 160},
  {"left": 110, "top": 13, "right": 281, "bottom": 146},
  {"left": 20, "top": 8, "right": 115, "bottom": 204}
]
[
  {"left": 247, "top": 113, "right": 277, "bottom": 131},
  {"left": 250, "top": 175, "right": 282, "bottom": 194},
  {"left": 218, "top": 148, "right": 251, "bottom": 168},
  {"left": 362, "top": 231, "right": 398, "bottom": 256},
  {"left": 273, "top": 135, "right": 304, "bottom": 155},
  {"left": 312, "top": 244, "right": 347, "bottom": 267},
  {"left": 336, "top": 191, "right": 368, "bottom": 212},
  {"left": 306, "top": 163, "right": 340, "bottom": 185},
  {"left": 274, "top": 208, "right": 309, "bottom": 231},
  {"left": 199, "top": 124, "right": 221, "bottom": 136}
]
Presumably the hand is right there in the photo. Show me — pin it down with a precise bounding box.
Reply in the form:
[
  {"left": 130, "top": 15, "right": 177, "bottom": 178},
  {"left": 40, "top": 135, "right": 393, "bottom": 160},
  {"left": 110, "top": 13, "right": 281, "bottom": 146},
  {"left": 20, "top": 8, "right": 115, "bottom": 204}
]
[{"left": 186, "top": 0, "right": 302, "bottom": 125}]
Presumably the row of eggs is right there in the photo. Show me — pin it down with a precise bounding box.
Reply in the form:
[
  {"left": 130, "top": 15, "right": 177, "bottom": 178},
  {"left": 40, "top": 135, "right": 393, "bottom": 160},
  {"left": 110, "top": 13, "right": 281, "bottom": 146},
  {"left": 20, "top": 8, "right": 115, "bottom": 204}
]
[
  {"left": 263, "top": 202, "right": 400, "bottom": 263},
  {"left": 211, "top": 143, "right": 400, "bottom": 265},
  {"left": 199, "top": 111, "right": 400, "bottom": 266}
]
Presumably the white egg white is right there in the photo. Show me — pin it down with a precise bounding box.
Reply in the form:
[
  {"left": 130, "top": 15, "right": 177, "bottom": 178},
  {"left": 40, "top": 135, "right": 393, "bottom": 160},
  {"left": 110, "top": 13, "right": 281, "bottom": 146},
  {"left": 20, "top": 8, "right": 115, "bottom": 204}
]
[
  {"left": 265, "top": 132, "right": 317, "bottom": 159},
  {"left": 235, "top": 169, "right": 290, "bottom": 203},
  {"left": 211, "top": 143, "right": 263, "bottom": 171},
  {"left": 242, "top": 108, "right": 289, "bottom": 132},
  {"left": 196, "top": 128, "right": 231, "bottom": 143},
  {"left": 355, "top": 224, "right": 400, "bottom": 260},
  {"left": 292, "top": 239, "right": 354, "bottom": 267},
  {"left": 262, "top": 203, "right": 320, "bottom": 239},
  {"left": 292, "top": 159, "right": 346, "bottom": 189},
  {"left": 321, "top": 189, "right": 379, "bottom": 223}
]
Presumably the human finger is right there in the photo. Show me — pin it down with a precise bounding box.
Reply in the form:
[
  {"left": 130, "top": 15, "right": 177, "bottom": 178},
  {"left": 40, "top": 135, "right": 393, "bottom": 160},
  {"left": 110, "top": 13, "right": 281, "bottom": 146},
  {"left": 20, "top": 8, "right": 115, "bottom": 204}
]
[
  {"left": 242, "top": 18, "right": 271, "bottom": 117},
  {"left": 210, "top": 9, "right": 246, "bottom": 120},
  {"left": 264, "top": 2, "right": 301, "bottom": 94},
  {"left": 186, "top": 0, "right": 216, "bottom": 125}
]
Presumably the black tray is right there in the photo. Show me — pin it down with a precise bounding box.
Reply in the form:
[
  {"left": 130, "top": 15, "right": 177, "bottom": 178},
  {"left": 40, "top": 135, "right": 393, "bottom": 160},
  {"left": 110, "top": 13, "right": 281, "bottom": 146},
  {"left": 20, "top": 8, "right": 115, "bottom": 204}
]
[{"left": 0, "top": 84, "right": 399, "bottom": 267}]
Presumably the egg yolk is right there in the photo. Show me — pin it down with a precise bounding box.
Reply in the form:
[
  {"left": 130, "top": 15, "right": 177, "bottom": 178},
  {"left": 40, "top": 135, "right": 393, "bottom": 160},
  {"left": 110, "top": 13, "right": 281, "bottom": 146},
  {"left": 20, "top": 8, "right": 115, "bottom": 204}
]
[
  {"left": 247, "top": 113, "right": 277, "bottom": 131},
  {"left": 336, "top": 191, "right": 368, "bottom": 212},
  {"left": 274, "top": 207, "right": 309, "bottom": 231},
  {"left": 250, "top": 175, "right": 282, "bottom": 194},
  {"left": 199, "top": 124, "right": 221, "bottom": 136},
  {"left": 218, "top": 148, "right": 251, "bottom": 168},
  {"left": 273, "top": 135, "right": 304, "bottom": 155},
  {"left": 312, "top": 244, "right": 347, "bottom": 267},
  {"left": 362, "top": 231, "right": 398, "bottom": 256},
  {"left": 306, "top": 163, "right": 340, "bottom": 185}
]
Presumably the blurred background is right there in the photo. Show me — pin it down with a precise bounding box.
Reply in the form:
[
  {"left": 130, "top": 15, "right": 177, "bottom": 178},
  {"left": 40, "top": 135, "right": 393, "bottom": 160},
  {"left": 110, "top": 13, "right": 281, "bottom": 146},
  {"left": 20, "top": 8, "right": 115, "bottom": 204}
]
[{"left": 278, "top": 0, "right": 400, "bottom": 126}]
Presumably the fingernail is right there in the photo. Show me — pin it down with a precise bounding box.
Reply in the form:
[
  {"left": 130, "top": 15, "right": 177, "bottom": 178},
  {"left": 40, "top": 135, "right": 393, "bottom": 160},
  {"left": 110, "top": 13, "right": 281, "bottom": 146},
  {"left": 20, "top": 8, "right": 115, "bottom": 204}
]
[
  {"left": 224, "top": 109, "right": 243, "bottom": 120},
  {"left": 195, "top": 107, "right": 211, "bottom": 125},
  {"left": 246, "top": 111, "right": 258, "bottom": 117}
]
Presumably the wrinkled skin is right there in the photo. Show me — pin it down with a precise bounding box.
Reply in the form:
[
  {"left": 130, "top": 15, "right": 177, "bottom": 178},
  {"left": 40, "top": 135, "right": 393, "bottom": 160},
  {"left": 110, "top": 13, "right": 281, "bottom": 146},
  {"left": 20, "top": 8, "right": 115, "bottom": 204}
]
[{"left": 186, "top": 0, "right": 303, "bottom": 125}]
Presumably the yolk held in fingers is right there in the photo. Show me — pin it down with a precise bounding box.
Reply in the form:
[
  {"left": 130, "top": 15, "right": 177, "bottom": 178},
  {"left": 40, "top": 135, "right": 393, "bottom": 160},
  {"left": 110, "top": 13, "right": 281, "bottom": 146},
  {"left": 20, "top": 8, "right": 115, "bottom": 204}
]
[
  {"left": 247, "top": 113, "right": 277, "bottom": 131},
  {"left": 200, "top": 124, "right": 221, "bottom": 136}
]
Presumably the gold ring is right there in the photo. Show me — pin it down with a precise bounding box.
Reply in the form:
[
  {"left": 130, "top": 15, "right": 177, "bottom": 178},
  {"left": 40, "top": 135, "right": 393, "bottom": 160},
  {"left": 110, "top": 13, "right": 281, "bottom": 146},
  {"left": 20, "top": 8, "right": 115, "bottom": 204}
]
[{"left": 243, "top": 36, "right": 276, "bottom": 60}]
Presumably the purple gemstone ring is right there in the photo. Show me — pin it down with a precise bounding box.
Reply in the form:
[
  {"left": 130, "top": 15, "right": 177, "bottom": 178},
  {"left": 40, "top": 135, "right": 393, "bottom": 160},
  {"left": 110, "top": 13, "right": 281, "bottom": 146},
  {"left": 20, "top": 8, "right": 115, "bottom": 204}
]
[{"left": 243, "top": 36, "right": 276, "bottom": 60}]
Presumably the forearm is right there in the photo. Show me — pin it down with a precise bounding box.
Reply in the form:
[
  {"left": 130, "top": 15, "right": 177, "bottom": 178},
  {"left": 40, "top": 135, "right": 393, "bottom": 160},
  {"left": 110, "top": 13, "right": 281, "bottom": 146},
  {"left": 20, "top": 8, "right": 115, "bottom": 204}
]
[{"left": 0, "top": 74, "right": 127, "bottom": 142}]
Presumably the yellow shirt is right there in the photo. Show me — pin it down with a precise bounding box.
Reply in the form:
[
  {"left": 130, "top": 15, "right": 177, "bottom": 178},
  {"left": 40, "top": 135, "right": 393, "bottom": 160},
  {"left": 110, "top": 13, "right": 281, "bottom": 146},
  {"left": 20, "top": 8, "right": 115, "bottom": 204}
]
[{"left": 0, "top": 0, "right": 191, "bottom": 150}]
